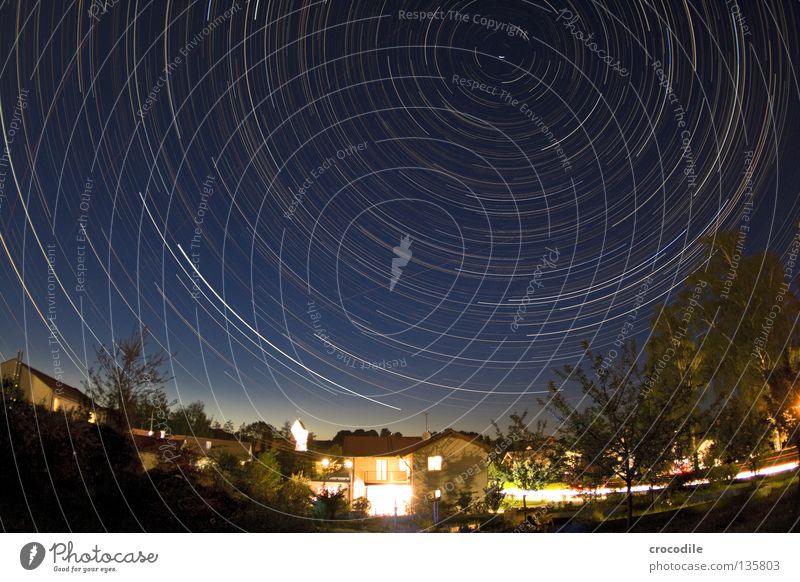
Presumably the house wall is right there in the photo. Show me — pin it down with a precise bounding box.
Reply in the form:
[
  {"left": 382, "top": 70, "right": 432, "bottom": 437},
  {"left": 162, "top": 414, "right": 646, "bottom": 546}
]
[
  {"left": 1, "top": 360, "right": 81, "bottom": 412},
  {"left": 351, "top": 455, "right": 410, "bottom": 485},
  {"left": 350, "top": 454, "right": 413, "bottom": 515},
  {"left": 411, "top": 436, "right": 488, "bottom": 507}
]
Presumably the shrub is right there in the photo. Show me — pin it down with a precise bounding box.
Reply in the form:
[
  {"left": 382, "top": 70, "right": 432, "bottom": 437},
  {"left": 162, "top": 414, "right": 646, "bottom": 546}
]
[
  {"left": 352, "top": 496, "right": 371, "bottom": 516},
  {"left": 706, "top": 464, "right": 739, "bottom": 484}
]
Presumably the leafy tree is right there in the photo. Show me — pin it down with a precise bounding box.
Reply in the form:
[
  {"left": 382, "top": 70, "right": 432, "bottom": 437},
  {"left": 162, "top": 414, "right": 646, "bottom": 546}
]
[
  {"left": 313, "top": 487, "right": 348, "bottom": 520},
  {"left": 646, "top": 293, "right": 708, "bottom": 471},
  {"left": 508, "top": 458, "right": 555, "bottom": 520},
  {"left": 658, "top": 232, "right": 800, "bottom": 472},
  {"left": 134, "top": 388, "right": 175, "bottom": 433},
  {"left": 490, "top": 411, "right": 563, "bottom": 519},
  {"left": 277, "top": 474, "right": 313, "bottom": 516},
  {"left": 352, "top": 496, "right": 371, "bottom": 516},
  {"left": 247, "top": 450, "right": 283, "bottom": 500},
  {"left": 240, "top": 420, "right": 277, "bottom": 443},
  {"left": 482, "top": 482, "right": 505, "bottom": 513},
  {"left": 492, "top": 410, "right": 540, "bottom": 452},
  {"left": 170, "top": 400, "right": 213, "bottom": 437},
  {"left": 84, "top": 328, "right": 170, "bottom": 430},
  {"left": 542, "top": 340, "right": 680, "bottom": 528}
]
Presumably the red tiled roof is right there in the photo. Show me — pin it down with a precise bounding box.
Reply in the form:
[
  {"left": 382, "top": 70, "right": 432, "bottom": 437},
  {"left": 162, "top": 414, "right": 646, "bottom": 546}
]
[{"left": 341, "top": 430, "right": 491, "bottom": 457}]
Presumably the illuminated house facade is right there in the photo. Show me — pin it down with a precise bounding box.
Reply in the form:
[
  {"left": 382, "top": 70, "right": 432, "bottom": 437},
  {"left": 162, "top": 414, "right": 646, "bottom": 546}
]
[
  {"left": 0, "top": 356, "right": 103, "bottom": 423},
  {"left": 314, "top": 429, "right": 490, "bottom": 516}
]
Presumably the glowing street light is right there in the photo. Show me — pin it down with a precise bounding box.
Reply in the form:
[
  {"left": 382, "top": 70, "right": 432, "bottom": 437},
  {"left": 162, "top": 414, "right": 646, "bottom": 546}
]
[{"left": 321, "top": 458, "right": 330, "bottom": 468}]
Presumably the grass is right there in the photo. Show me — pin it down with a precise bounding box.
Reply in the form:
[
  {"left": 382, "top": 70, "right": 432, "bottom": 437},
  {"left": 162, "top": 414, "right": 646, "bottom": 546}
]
[{"left": 582, "top": 470, "right": 800, "bottom": 532}]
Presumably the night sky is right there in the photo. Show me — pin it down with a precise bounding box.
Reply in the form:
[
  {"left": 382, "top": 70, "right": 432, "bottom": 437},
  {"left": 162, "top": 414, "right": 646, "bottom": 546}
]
[{"left": 1, "top": 0, "right": 799, "bottom": 438}]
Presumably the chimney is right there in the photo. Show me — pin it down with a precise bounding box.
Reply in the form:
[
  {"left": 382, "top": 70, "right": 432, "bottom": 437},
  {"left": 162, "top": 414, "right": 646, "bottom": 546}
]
[{"left": 14, "top": 350, "right": 23, "bottom": 385}]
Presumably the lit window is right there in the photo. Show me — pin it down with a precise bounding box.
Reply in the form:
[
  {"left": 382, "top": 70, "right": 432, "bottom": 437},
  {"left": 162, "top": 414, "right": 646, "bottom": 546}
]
[
  {"left": 398, "top": 458, "right": 409, "bottom": 472},
  {"left": 88, "top": 411, "right": 97, "bottom": 424},
  {"left": 428, "top": 456, "right": 442, "bottom": 471},
  {"left": 434, "top": 489, "right": 442, "bottom": 499},
  {"left": 375, "top": 459, "right": 388, "bottom": 480},
  {"left": 344, "top": 459, "right": 353, "bottom": 469},
  {"left": 52, "top": 397, "right": 61, "bottom": 411},
  {"left": 205, "top": 440, "right": 212, "bottom": 450}
]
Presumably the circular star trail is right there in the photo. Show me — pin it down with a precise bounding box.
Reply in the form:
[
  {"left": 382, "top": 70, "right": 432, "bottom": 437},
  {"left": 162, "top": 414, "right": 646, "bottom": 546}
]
[{"left": 1, "top": 0, "right": 799, "bottom": 444}]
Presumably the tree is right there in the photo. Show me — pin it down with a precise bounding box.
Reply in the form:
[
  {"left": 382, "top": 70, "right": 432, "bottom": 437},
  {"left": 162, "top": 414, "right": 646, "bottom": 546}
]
[
  {"left": 482, "top": 482, "right": 505, "bottom": 513},
  {"left": 84, "top": 328, "right": 170, "bottom": 430},
  {"left": 277, "top": 474, "right": 313, "bottom": 516},
  {"left": 135, "top": 389, "right": 175, "bottom": 433},
  {"left": 313, "top": 487, "right": 347, "bottom": 520},
  {"left": 491, "top": 411, "right": 561, "bottom": 520},
  {"left": 1, "top": 376, "right": 23, "bottom": 402},
  {"left": 170, "top": 401, "right": 213, "bottom": 437},
  {"left": 646, "top": 293, "right": 708, "bottom": 472},
  {"left": 240, "top": 420, "right": 277, "bottom": 443},
  {"left": 660, "top": 232, "right": 800, "bottom": 472},
  {"left": 508, "top": 458, "right": 555, "bottom": 521},
  {"left": 247, "top": 450, "right": 282, "bottom": 501},
  {"left": 542, "top": 340, "right": 679, "bottom": 528},
  {"left": 352, "top": 496, "right": 371, "bottom": 516}
]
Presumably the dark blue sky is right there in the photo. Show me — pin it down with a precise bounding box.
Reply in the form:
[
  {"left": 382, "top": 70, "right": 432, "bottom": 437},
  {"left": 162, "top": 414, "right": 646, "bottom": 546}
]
[{"left": 1, "top": 0, "right": 799, "bottom": 438}]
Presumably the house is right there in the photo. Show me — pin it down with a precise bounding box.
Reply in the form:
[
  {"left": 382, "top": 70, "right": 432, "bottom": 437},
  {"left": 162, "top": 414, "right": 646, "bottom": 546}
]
[
  {"left": 130, "top": 428, "right": 186, "bottom": 470},
  {"left": 309, "top": 429, "right": 490, "bottom": 516},
  {"left": 180, "top": 433, "right": 254, "bottom": 463},
  {"left": 129, "top": 427, "right": 254, "bottom": 468},
  {"left": 0, "top": 356, "right": 104, "bottom": 423}
]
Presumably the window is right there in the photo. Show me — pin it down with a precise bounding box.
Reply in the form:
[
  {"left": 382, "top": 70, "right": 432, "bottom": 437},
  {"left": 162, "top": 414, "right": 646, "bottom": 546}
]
[
  {"left": 52, "top": 397, "right": 61, "bottom": 412},
  {"left": 375, "top": 459, "right": 388, "bottom": 480},
  {"left": 205, "top": 440, "right": 212, "bottom": 450},
  {"left": 428, "top": 455, "right": 442, "bottom": 471}
]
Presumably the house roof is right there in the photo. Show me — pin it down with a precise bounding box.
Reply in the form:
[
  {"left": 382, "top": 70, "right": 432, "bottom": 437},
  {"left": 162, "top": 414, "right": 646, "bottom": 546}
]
[
  {"left": 403, "top": 429, "right": 491, "bottom": 454},
  {"left": 342, "top": 435, "right": 422, "bottom": 456},
  {"left": 181, "top": 434, "right": 253, "bottom": 459},
  {"left": 132, "top": 433, "right": 186, "bottom": 453},
  {"left": 341, "top": 429, "right": 490, "bottom": 457}
]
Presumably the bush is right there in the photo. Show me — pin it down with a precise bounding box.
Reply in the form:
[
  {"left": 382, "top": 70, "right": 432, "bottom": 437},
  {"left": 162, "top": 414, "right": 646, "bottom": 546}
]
[
  {"left": 706, "top": 464, "right": 739, "bottom": 484},
  {"left": 352, "top": 496, "right": 371, "bottom": 516},
  {"left": 313, "top": 487, "right": 348, "bottom": 520},
  {"left": 482, "top": 482, "right": 505, "bottom": 513}
]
